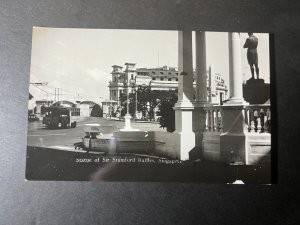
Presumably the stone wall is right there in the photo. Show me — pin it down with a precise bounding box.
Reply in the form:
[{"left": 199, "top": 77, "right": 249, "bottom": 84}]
[
  {"left": 153, "top": 131, "right": 180, "bottom": 159},
  {"left": 202, "top": 132, "right": 221, "bottom": 161},
  {"left": 246, "top": 133, "right": 271, "bottom": 165}
]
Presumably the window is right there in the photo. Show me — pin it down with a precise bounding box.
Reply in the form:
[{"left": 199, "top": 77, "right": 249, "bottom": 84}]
[
  {"left": 160, "top": 72, "right": 163, "bottom": 74},
  {"left": 152, "top": 77, "right": 156, "bottom": 80},
  {"left": 176, "top": 78, "right": 178, "bottom": 81},
  {"left": 160, "top": 78, "right": 163, "bottom": 81},
  {"left": 168, "top": 78, "right": 171, "bottom": 81},
  {"left": 131, "top": 74, "right": 134, "bottom": 80}
]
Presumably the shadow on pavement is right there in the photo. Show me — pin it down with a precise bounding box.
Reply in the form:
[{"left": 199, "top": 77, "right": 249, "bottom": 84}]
[{"left": 25, "top": 146, "right": 271, "bottom": 184}]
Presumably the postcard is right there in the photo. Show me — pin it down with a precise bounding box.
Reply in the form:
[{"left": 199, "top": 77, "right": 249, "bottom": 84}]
[{"left": 26, "top": 27, "right": 272, "bottom": 183}]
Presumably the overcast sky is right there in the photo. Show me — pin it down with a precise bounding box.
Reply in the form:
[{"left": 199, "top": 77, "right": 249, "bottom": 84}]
[{"left": 29, "top": 28, "right": 270, "bottom": 103}]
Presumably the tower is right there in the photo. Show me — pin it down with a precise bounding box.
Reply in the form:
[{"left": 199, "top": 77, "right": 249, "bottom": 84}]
[
  {"left": 110, "top": 65, "right": 123, "bottom": 105},
  {"left": 124, "top": 63, "right": 137, "bottom": 92}
]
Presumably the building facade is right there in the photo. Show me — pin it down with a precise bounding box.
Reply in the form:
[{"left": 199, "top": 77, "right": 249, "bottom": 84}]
[{"left": 108, "top": 63, "right": 228, "bottom": 106}]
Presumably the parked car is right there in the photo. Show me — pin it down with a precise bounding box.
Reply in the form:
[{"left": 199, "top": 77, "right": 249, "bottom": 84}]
[{"left": 28, "top": 114, "right": 39, "bottom": 122}]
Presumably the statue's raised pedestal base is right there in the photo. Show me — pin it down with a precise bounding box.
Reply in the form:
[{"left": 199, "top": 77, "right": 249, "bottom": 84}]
[
  {"left": 120, "top": 114, "right": 139, "bottom": 131},
  {"left": 243, "top": 78, "right": 270, "bottom": 104}
]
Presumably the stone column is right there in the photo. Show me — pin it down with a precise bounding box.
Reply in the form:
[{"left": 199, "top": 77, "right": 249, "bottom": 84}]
[
  {"left": 191, "top": 31, "right": 208, "bottom": 159},
  {"left": 195, "top": 31, "right": 207, "bottom": 103},
  {"left": 173, "top": 31, "right": 195, "bottom": 160},
  {"left": 220, "top": 32, "right": 249, "bottom": 164},
  {"left": 227, "top": 32, "right": 245, "bottom": 104},
  {"left": 177, "top": 31, "right": 194, "bottom": 104}
]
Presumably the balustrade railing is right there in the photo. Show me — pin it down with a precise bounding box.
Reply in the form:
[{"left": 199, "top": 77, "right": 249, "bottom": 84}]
[
  {"left": 204, "top": 106, "right": 223, "bottom": 132},
  {"left": 203, "top": 104, "right": 271, "bottom": 134},
  {"left": 244, "top": 105, "right": 271, "bottom": 133}
]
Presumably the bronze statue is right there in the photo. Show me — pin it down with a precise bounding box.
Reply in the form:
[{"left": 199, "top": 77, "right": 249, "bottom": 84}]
[{"left": 243, "top": 33, "right": 259, "bottom": 79}]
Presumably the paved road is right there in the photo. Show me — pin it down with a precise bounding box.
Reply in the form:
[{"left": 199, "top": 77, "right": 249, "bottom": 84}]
[
  {"left": 26, "top": 117, "right": 271, "bottom": 183},
  {"left": 27, "top": 117, "right": 165, "bottom": 150}
]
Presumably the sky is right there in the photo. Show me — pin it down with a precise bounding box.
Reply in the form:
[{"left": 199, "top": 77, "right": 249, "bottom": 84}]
[{"left": 29, "top": 28, "right": 270, "bottom": 104}]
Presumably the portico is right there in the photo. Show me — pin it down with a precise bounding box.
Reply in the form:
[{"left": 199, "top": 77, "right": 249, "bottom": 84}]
[{"left": 172, "top": 31, "right": 271, "bottom": 164}]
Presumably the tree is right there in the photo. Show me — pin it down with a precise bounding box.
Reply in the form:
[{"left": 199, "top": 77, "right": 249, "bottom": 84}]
[
  {"left": 119, "top": 84, "right": 178, "bottom": 132},
  {"left": 120, "top": 84, "right": 160, "bottom": 120},
  {"left": 90, "top": 104, "right": 103, "bottom": 117},
  {"left": 156, "top": 90, "right": 178, "bottom": 132}
]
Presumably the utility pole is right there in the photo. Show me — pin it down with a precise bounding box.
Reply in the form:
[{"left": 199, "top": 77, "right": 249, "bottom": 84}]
[
  {"left": 135, "top": 86, "right": 138, "bottom": 120},
  {"left": 54, "top": 88, "right": 57, "bottom": 103}
]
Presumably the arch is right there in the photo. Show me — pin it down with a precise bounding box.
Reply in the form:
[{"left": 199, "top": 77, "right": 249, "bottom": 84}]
[
  {"left": 80, "top": 101, "right": 98, "bottom": 107},
  {"left": 52, "top": 100, "right": 76, "bottom": 107},
  {"left": 80, "top": 101, "right": 103, "bottom": 117}
]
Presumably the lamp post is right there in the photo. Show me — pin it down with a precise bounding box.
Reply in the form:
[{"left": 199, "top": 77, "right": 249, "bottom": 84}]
[
  {"left": 121, "top": 79, "right": 138, "bottom": 131},
  {"left": 126, "top": 83, "right": 129, "bottom": 115},
  {"left": 131, "top": 81, "right": 138, "bottom": 120},
  {"left": 146, "top": 101, "right": 150, "bottom": 121},
  {"left": 135, "top": 87, "right": 138, "bottom": 120}
]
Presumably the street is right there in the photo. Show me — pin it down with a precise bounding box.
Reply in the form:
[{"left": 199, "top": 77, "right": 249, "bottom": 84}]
[
  {"left": 26, "top": 117, "right": 271, "bottom": 183},
  {"left": 27, "top": 116, "right": 164, "bottom": 151}
]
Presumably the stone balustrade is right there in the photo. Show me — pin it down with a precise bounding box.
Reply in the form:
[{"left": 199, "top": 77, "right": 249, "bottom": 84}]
[
  {"left": 244, "top": 105, "right": 271, "bottom": 133},
  {"left": 204, "top": 106, "right": 223, "bottom": 132},
  {"left": 203, "top": 104, "right": 271, "bottom": 134},
  {"left": 202, "top": 104, "right": 271, "bottom": 164}
]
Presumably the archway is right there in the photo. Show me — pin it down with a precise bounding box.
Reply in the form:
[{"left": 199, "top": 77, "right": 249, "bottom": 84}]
[
  {"left": 80, "top": 101, "right": 103, "bottom": 117},
  {"left": 52, "top": 100, "right": 76, "bottom": 107}
]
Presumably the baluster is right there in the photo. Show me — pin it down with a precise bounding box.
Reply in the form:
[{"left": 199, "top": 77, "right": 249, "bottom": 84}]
[
  {"left": 211, "top": 109, "right": 215, "bottom": 132},
  {"left": 248, "top": 109, "right": 254, "bottom": 132},
  {"left": 217, "top": 110, "right": 221, "bottom": 132},
  {"left": 205, "top": 109, "right": 208, "bottom": 131},
  {"left": 219, "top": 109, "right": 224, "bottom": 132},
  {"left": 207, "top": 109, "right": 211, "bottom": 131},
  {"left": 213, "top": 110, "right": 217, "bottom": 131},
  {"left": 266, "top": 108, "right": 271, "bottom": 120},
  {"left": 250, "top": 121, "right": 255, "bottom": 133},
  {"left": 266, "top": 108, "right": 271, "bottom": 133},
  {"left": 257, "top": 113, "right": 262, "bottom": 133},
  {"left": 244, "top": 108, "right": 249, "bottom": 132},
  {"left": 259, "top": 108, "right": 265, "bottom": 133},
  {"left": 253, "top": 110, "right": 259, "bottom": 132}
]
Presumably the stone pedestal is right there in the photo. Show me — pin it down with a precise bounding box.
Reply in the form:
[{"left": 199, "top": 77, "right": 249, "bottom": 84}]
[
  {"left": 243, "top": 78, "right": 270, "bottom": 104},
  {"left": 190, "top": 103, "right": 207, "bottom": 159},
  {"left": 173, "top": 102, "right": 195, "bottom": 160},
  {"left": 220, "top": 105, "right": 248, "bottom": 164},
  {"left": 120, "top": 114, "right": 139, "bottom": 131}
]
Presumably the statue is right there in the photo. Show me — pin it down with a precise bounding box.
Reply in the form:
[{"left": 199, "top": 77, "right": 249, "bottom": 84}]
[{"left": 243, "top": 33, "right": 259, "bottom": 79}]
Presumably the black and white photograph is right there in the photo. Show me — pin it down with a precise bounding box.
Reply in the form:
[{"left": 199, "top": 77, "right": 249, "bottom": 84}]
[{"left": 26, "top": 27, "right": 272, "bottom": 183}]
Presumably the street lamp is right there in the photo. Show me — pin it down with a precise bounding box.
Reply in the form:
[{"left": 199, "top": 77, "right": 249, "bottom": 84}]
[
  {"left": 131, "top": 80, "right": 138, "bottom": 120},
  {"left": 146, "top": 101, "right": 150, "bottom": 121},
  {"left": 121, "top": 79, "right": 138, "bottom": 131}
]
